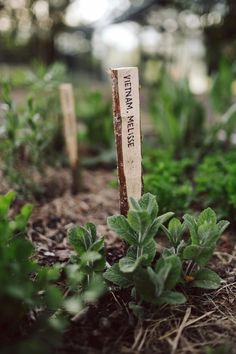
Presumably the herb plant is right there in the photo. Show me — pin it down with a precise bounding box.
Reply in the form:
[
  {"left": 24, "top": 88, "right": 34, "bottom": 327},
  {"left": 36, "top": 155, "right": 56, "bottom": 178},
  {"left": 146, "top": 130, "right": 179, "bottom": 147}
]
[
  {"left": 103, "top": 193, "right": 185, "bottom": 305},
  {"left": 65, "top": 223, "right": 106, "bottom": 314},
  {"left": 162, "top": 208, "right": 229, "bottom": 289},
  {"left": 104, "top": 193, "right": 229, "bottom": 310}
]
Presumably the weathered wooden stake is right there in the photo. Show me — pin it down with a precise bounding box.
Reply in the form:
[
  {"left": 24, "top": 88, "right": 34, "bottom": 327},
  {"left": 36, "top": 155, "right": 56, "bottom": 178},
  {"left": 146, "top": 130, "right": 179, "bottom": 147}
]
[
  {"left": 59, "top": 83, "right": 81, "bottom": 194},
  {"left": 110, "top": 67, "right": 143, "bottom": 216}
]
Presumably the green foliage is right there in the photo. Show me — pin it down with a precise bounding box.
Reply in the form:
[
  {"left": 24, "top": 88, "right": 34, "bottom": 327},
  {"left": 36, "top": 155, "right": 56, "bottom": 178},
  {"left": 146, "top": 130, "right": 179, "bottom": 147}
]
[
  {"left": 143, "top": 148, "right": 236, "bottom": 220},
  {"left": 0, "top": 84, "right": 44, "bottom": 194},
  {"left": 0, "top": 192, "right": 65, "bottom": 352},
  {"left": 195, "top": 152, "right": 236, "bottom": 217},
  {"left": 76, "top": 90, "right": 114, "bottom": 151},
  {"left": 0, "top": 193, "right": 106, "bottom": 351},
  {"left": 104, "top": 193, "right": 229, "bottom": 312},
  {"left": 149, "top": 69, "right": 205, "bottom": 155},
  {"left": 65, "top": 223, "right": 106, "bottom": 314},
  {"left": 104, "top": 193, "right": 186, "bottom": 306},
  {"left": 0, "top": 67, "right": 64, "bottom": 196},
  {"left": 143, "top": 150, "right": 193, "bottom": 214},
  {"left": 210, "top": 58, "right": 235, "bottom": 114},
  {"left": 162, "top": 207, "right": 229, "bottom": 290}
]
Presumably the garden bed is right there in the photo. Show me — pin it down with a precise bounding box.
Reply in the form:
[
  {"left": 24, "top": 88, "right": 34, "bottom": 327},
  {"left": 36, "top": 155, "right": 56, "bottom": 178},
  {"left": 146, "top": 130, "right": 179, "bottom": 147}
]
[{"left": 4, "top": 166, "right": 235, "bottom": 354}]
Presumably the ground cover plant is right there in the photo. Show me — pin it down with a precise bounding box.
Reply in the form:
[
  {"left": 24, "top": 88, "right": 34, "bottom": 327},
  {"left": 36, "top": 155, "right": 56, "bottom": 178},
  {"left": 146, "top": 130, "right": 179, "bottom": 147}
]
[{"left": 0, "top": 191, "right": 106, "bottom": 353}]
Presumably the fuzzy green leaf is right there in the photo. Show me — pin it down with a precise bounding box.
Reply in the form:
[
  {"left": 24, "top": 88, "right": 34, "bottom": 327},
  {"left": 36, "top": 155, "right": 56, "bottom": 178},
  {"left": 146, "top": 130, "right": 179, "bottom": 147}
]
[
  {"left": 167, "top": 218, "right": 185, "bottom": 246},
  {"left": 156, "top": 212, "right": 174, "bottom": 225},
  {"left": 197, "top": 208, "right": 217, "bottom": 226},
  {"left": 192, "top": 268, "right": 221, "bottom": 289},
  {"left": 119, "top": 255, "right": 146, "bottom": 273},
  {"left": 157, "top": 290, "right": 186, "bottom": 305},
  {"left": 183, "top": 214, "right": 199, "bottom": 245},
  {"left": 183, "top": 245, "right": 213, "bottom": 266},
  {"left": 138, "top": 193, "right": 159, "bottom": 219},
  {"left": 134, "top": 268, "right": 156, "bottom": 303},
  {"left": 103, "top": 263, "right": 133, "bottom": 288},
  {"left": 217, "top": 220, "right": 230, "bottom": 235},
  {"left": 155, "top": 255, "right": 182, "bottom": 290},
  {"left": 126, "top": 239, "right": 156, "bottom": 266},
  {"left": 127, "top": 210, "right": 150, "bottom": 234},
  {"left": 107, "top": 215, "right": 137, "bottom": 245}
]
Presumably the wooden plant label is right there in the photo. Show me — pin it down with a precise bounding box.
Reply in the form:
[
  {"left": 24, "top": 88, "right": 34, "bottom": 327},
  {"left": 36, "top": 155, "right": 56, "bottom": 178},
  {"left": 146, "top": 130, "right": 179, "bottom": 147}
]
[
  {"left": 110, "top": 67, "right": 143, "bottom": 215},
  {"left": 59, "top": 83, "right": 80, "bottom": 194}
]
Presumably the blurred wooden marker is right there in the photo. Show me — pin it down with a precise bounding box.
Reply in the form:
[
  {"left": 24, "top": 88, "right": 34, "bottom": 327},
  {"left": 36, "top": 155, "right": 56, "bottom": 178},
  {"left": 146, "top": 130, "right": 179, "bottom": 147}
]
[
  {"left": 110, "top": 67, "right": 143, "bottom": 216},
  {"left": 59, "top": 83, "right": 80, "bottom": 194}
]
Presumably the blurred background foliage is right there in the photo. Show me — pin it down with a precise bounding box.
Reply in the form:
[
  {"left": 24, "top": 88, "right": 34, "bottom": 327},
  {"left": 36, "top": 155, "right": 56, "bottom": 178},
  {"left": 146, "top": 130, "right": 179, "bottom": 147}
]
[{"left": 0, "top": 0, "right": 236, "bottom": 215}]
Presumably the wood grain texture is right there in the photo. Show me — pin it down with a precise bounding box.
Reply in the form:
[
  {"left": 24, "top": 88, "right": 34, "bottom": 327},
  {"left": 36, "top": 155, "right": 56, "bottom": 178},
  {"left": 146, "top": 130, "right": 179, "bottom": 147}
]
[
  {"left": 59, "top": 83, "right": 80, "bottom": 194},
  {"left": 110, "top": 67, "right": 143, "bottom": 215}
]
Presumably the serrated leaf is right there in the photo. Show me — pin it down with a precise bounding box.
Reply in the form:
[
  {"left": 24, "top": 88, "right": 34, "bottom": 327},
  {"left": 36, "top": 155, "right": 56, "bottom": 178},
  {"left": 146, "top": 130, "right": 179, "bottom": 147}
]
[
  {"left": 90, "top": 237, "right": 104, "bottom": 252},
  {"left": 107, "top": 215, "right": 137, "bottom": 245},
  {"left": 126, "top": 239, "right": 156, "bottom": 266},
  {"left": 119, "top": 255, "right": 146, "bottom": 273},
  {"left": 192, "top": 268, "right": 221, "bottom": 289},
  {"left": 80, "top": 251, "right": 102, "bottom": 264},
  {"left": 103, "top": 263, "right": 133, "bottom": 288},
  {"left": 68, "top": 226, "right": 87, "bottom": 255}
]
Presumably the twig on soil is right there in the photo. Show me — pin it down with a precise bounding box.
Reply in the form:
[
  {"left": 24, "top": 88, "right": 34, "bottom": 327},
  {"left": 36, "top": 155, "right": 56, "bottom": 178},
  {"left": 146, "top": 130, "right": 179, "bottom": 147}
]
[{"left": 169, "top": 307, "right": 191, "bottom": 354}]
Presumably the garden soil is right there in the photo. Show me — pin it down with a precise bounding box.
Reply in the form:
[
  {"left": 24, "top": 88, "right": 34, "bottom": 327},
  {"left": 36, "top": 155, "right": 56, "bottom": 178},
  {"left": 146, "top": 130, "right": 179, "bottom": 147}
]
[{"left": 2, "top": 167, "right": 236, "bottom": 354}]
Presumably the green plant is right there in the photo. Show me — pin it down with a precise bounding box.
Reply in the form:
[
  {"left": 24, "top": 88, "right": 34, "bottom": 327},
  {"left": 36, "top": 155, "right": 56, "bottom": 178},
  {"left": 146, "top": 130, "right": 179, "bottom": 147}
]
[
  {"left": 143, "top": 150, "right": 193, "bottom": 214},
  {"left": 0, "top": 82, "right": 62, "bottom": 196},
  {"left": 162, "top": 208, "right": 229, "bottom": 289},
  {"left": 65, "top": 223, "right": 106, "bottom": 315},
  {"left": 104, "top": 193, "right": 185, "bottom": 305},
  {"left": 210, "top": 58, "right": 235, "bottom": 114},
  {"left": 0, "top": 191, "right": 65, "bottom": 352},
  {"left": 195, "top": 152, "right": 236, "bottom": 217},
  {"left": 104, "top": 193, "right": 229, "bottom": 311},
  {"left": 76, "top": 90, "right": 114, "bottom": 151},
  {"left": 0, "top": 192, "right": 106, "bottom": 352},
  {"left": 149, "top": 70, "right": 205, "bottom": 155}
]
